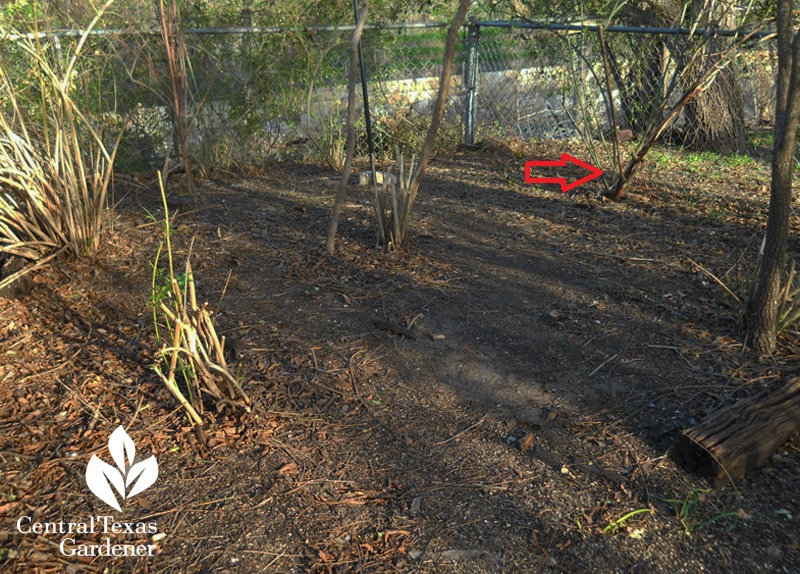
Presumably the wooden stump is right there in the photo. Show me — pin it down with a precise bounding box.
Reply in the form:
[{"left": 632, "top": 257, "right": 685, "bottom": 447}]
[{"left": 677, "top": 377, "right": 800, "bottom": 487}]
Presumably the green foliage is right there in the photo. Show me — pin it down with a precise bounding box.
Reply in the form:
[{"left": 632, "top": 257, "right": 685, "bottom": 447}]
[
  {"left": 0, "top": 1, "right": 473, "bottom": 173},
  {"left": 150, "top": 266, "right": 190, "bottom": 315},
  {"left": 4, "top": 0, "right": 38, "bottom": 20},
  {"left": 685, "top": 150, "right": 721, "bottom": 165},
  {"left": 748, "top": 132, "right": 773, "bottom": 148},
  {"left": 602, "top": 508, "right": 653, "bottom": 534},
  {"left": 647, "top": 150, "right": 671, "bottom": 166},
  {"left": 724, "top": 153, "right": 755, "bottom": 168},
  {"left": 0, "top": 0, "right": 45, "bottom": 26},
  {"left": 683, "top": 150, "right": 756, "bottom": 169},
  {"left": 661, "top": 489, "right": 738, "bottom": 536},
  {"left": 181, "top": 0, "right": 244, "bottom": 27}
]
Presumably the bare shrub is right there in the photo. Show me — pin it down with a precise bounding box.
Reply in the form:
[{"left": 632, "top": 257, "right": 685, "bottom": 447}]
[
  {"left": 372, "top": 150, "right": 415, "bottom": 250},
  {"left": 151, "top": 175, "right": 250, "bottom": 426}
]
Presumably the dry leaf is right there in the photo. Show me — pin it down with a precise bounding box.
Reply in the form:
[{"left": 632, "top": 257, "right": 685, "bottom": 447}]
[{"left": 519, "top": 432, "right": 536, "bottom": 452}]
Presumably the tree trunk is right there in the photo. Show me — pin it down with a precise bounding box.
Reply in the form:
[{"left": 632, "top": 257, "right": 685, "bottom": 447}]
[
  {"left": 682, "top": 62, "right": 746, "bottom": 153},
  {"left": 678, "top": 377, "right": 800, "bottom": 486},
  {"left": 325, "top": 0, "right": 368, "bottom": 255},
  {"left": 679, "top": 0, "right": 747, "bottom": 154},
  {"left": 647, "top": 0, "right": 747, "bottom": 153},
  {"left": 747, "top": 0, "right": 800, "bottom": 354}
]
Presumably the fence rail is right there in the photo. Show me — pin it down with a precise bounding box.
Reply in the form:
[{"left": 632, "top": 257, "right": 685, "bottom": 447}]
[
  {"left": 3, "top": 19, "right": 771, "bottom": 40},
  {"left": 2, "top": 21, "right": 448, "bottom": 41},
  {"left": 476, "top": 19, "right": 774, "bottom": 38}
]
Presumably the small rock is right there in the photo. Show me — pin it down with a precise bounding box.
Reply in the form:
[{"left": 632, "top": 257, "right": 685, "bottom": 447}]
[
  {"left": 766, "top": 545, "right": 782, "bottom": 560},
  {"left": 410, "top": 496, "right": 422, "bottom": 515},
  {"left": 616, "top": 129, "right": 634, "bottom": 143}
]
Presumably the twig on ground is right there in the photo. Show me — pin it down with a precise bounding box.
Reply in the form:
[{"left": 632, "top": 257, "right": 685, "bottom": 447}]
[
  {"left": 688, "top": 257, "right": 741, "bottom": 303},
  {"left": 435, "top": 415, "right": 487, "bottom": 445},
  {"left": 586, "top": 251, "right": 660, "bottom": 262},
  {"left": 589, "top": 352, "right": 620, "bottom": 377}
]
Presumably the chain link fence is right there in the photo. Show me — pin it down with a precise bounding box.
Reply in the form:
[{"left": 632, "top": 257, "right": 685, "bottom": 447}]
[
  {"left": 2, "top": 21, "right": 776, "bottom": 173},
  {"left": 469, "top": 22, "right": 775, "bottom": 150},
  {"left": 83, "top": 23, "right": 461, "bottom": 171}
]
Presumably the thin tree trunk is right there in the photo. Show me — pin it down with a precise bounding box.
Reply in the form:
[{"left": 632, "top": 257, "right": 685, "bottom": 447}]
[
  {"left": 747, "top": 0, "right": 800, "bottom": 354},
  {"left": 403, "top": 0, "right": 472, "bottom": 228},
  {"left": 325, "top": 0, "right": 368, "bottom": 255}
]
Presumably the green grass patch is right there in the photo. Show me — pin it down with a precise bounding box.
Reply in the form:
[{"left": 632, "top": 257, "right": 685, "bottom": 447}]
[
  {"left": 724, "top": 153, "right": 756, "bottom": 168},
  {"left": 685, "top": 150, "right": 722, "bottom": 165},
  {"left": 647, "top": 149, "right": 673, "bottom": 166},
  {"left": 603, "top": 508, "right": 653, "bottom": 534},
  {"left": 660, "top": 489, "right": 738, "bottom": 536}
]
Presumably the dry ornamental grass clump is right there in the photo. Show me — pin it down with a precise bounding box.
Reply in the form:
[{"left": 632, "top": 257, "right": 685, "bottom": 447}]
[{"left": 0, "top": 1, "right": 135, "bottom": 290}]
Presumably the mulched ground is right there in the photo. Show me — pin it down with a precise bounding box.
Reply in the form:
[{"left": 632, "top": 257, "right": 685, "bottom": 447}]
[{"left": 1, "top": 138, "right": 799, "bottom": 573}]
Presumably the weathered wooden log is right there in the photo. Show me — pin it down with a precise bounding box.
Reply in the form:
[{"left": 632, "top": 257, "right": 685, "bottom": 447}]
[{"left": 677, "top": 377, "right": 800, "bottom": 487}]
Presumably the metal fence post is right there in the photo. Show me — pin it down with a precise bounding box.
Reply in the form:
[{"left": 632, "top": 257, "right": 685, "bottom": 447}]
[{"left": 463, "top": 17, "right": 480, "bottom": 146}]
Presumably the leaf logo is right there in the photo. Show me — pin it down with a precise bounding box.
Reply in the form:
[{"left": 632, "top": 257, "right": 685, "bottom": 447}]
[{"left": 85, "top": 426, "right": 159, "bottom": 512}]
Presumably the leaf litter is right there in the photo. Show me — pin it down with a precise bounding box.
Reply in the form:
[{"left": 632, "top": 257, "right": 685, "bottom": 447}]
[{"left": 0, "top": 141, "right": 799, "bottom": 573}]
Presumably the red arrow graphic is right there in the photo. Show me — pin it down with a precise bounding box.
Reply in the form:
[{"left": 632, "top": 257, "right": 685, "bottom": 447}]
[{"left": 524, "top": 154, "right": 604, "bottom": 192}]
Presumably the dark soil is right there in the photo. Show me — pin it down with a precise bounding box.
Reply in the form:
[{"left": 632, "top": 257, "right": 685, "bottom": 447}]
[{"left": 1, "top": 140, "right": 799, "bottom": 573}]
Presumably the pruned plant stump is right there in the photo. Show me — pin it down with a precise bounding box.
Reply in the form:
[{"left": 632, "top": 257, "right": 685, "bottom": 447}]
[
  {"left": 0, "top": 255, "right": 34, "bottom": 300},
  {"left": 677, "top": 377, "right": 800, "bottom": 487}
]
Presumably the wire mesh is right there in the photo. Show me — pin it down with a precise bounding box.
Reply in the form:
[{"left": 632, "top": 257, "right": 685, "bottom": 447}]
[
  {"left": 357, "top": 25, "right": 461, "bottom": 159},
  {"left": 0, "top": 21, "right": 777, "bottom": 174},
  {"left": 471, "top": 25, "right": 776, "bottom": 153}
]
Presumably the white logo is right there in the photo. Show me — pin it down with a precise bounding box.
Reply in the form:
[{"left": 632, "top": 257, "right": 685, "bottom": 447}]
[{"left": 85, "top": 426, "right": 159, "bottom": 512}]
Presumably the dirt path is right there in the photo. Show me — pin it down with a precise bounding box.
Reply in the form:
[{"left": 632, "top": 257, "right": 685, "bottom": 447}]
[{"left": 1, "top": 145, "right": 799, "bottom": 573}]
